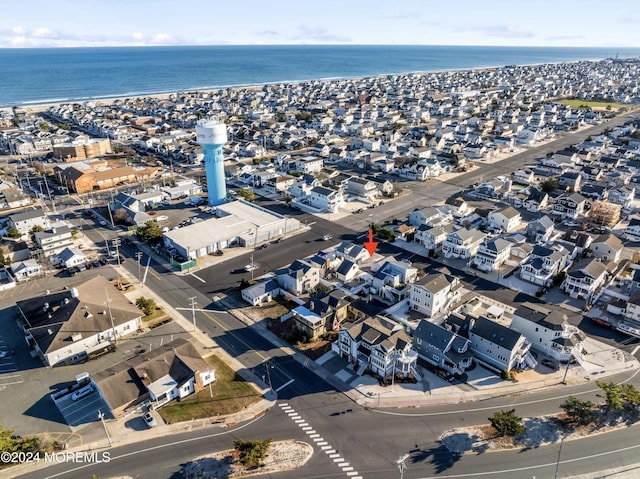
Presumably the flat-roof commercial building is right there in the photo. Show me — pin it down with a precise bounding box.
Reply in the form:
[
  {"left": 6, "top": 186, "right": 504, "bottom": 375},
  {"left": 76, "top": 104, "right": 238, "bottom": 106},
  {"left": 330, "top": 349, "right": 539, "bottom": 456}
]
[{"left": 162, "top": 200, "right": 300, "bottom": 260}]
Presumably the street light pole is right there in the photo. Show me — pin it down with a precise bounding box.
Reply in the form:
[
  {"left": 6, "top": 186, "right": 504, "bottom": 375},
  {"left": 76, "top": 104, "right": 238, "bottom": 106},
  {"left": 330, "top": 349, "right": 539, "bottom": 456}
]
[
  {"left": 397, "top": 453, "right": 409, "bottom": 479},
  {"left": 97, "top": 409, "right": 112, "bottom": 447}
]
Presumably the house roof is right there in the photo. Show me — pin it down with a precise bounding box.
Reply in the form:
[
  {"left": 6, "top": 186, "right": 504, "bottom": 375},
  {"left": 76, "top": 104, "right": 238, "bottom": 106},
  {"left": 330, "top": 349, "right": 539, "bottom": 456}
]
[
  {"left": 93, "top": 338, "right": 212, "bottom": 412},
  {"left": 471, "top": 316, "right": 523, "bottom": 351},
  {"left": 16, "top": 275, "right": 142, "bottom": 355},
  {"left": 567, "top": 258, "right": 608, "bottom": 280},
  {"left": 9, "top": 207, "right": 46, "bottom": 223},
  {"left": 494, "top": 206, "right": 520, "bottom": 219},
  {"left": 591, "top": 233, "right": 623, "bottom": 251},
  {"left": 513, "top": 302, "right": 566, "bottom": 331},
  {"left": 416, "top": 273, "right": 453, "bottom": 294}
]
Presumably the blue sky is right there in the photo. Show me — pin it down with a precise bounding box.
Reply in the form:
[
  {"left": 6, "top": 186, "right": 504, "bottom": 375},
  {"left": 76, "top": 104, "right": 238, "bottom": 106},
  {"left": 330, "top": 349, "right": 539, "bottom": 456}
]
[{"left": 1, "top": 0, "right": 638, "bottom": 48}]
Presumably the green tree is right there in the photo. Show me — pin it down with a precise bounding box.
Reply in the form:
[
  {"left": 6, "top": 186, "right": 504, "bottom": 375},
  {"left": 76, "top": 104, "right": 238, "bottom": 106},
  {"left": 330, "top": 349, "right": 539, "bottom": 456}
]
[
  {"left": 7, "top": 226, "right": 21, "bottom": 238},
  {"left": 38, "top": 122, "right": 49, "bottom": 131},
  {"left": 489, "top": 409, "right": 525, "bottom": 437},
  {"left": 135, "top": 296, "right": 157, "bottom": 316},
  {"left": 57, "top": 123, "right": 71, "bottom": 131},
  {"left": 238, "top": 188, "right": 255, "bottom": 202},
  {"left": 136, "top": 221, "right": 163, "bottom": 244},
  {"left": 560, "top": 396, "right": 597, "bottom": 426},
  {"left": 233, "top": 438, "right": 272, "bottom": 467},
  {"left": 283, "top": 195, "right": 293, "bottom": 205},
  {"left": 597, "top": 381, "right": 625, "bottom": 411},
  {"left": 29, "top": 225, "right": 45, "bottom": 243},
  {"left": 540, "top": 178, "right": 558, "bottom": 193},
  {"left": 0, "top": 251, "right": 10, "bottom": 267}
]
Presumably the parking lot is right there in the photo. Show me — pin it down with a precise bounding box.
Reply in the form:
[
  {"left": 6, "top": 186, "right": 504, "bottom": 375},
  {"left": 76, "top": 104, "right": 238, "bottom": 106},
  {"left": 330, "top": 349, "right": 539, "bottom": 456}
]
[{"left": 0, "top": 270, "right": 191, "bottom": 438}]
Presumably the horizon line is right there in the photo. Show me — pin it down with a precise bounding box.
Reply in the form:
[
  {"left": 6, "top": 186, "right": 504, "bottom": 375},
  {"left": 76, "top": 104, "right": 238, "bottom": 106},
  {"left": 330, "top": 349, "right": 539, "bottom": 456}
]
[{"left": 1, "top": 43, "right": 639, "bottom": 50}]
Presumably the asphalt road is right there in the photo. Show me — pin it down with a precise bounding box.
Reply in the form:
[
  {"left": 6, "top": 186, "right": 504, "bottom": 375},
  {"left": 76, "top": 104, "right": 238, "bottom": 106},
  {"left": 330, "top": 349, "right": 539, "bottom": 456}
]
[{"left": 15, "top": 110, "right": 640, "bottom": 479}]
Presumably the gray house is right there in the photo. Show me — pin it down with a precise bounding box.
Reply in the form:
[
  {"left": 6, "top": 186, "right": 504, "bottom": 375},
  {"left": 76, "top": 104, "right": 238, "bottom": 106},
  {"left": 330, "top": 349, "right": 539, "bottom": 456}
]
[{"left": 413, "top": 320, "right": 473, "bottom": 375}]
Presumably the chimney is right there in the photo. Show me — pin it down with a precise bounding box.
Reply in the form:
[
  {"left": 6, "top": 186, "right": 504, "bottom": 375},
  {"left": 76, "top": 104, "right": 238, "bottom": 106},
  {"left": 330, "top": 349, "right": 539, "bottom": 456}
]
[
  {"left": 43, "top": 302, "right": 50, "bottom": 311},
  {"left": 70, "top": 287, "right": 79, "bottom": 298}
]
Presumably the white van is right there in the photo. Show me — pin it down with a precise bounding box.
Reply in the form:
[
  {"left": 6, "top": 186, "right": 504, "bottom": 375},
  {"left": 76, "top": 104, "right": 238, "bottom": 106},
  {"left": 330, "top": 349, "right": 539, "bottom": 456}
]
[{"left": 71, "top": 384, "right": 93, "bottom": 401}]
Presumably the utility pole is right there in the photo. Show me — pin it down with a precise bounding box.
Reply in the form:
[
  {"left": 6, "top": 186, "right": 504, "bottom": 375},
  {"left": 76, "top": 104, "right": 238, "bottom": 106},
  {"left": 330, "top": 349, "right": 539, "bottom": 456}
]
[
  {"left": 112, "top": 238, "right": 122, "bottom": 289},
  {"left": 188, "top": 296, "right": 197, "bottom": 332},
  {"left": 136, "top": 251, "right": 143, "bottom": 282},
  {"left": 43, "top": 176, "right": 55, "bottom": 212},
  {"left": 105, "top": 287, "right": 117, "bottom": 344}
]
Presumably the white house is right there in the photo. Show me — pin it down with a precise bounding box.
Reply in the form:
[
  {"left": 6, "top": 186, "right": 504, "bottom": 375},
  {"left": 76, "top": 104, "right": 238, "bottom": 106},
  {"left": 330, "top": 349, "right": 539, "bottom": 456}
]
[
  {"left": 295, "top": 156, "right": 323, "bottom": 174},
  {"left": 10, "top": 259, "right": 42, "bottom": 282},
  {"left": 35, "top": 225, "right": 74, "bottom": 258},
  {"left": 241, "top": 279, "right": 281, "bottom": 306},
  {"left": 511, "top": 302, "right": 584, "bottom": 362},
  {"left": 473, "top": 238, "right": 512, "bottom": 272},
  {"left": 308, "top": 186, "right": 344, "bottom": 213},
  {"left": 553, "top": 192, "right": 589, "bottom": 220},
  {"left": 16, "top": 275, "right": 142, "bottom": 366},
  {"left": 8, "top": 208, "right": 50, "bottom": 235},
  {"left": 334, "top": 316, "right": 417, "bottom": 379},
  {"left": 488, "top": 206, "right": 521, "bottom": 232},
  {"left": 409, "top": 273, "right": 462, "bottom": 318},
  {"left": 277, "top": 259, "right": 320, "bottom": 295},
  {"left": 589, "top": 234, "right": 623, "bottom": 263},
  {"left": 561, "top": 258, "right": 609, "bottom": 300},
  {"left": 519, "top": 244, "right": 570, "bottom": 287},
  {"left": 55, "top": 247, "right": 87, "bottom": 269},
  {"left": 442, "top": 228, "right": 485, "bottom": 259}
]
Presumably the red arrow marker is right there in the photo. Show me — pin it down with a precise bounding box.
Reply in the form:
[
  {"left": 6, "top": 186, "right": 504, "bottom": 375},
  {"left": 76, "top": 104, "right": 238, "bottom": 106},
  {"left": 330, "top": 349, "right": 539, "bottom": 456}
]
[{"left": 364, "top": 228, "right": 378, "bottom": 257}]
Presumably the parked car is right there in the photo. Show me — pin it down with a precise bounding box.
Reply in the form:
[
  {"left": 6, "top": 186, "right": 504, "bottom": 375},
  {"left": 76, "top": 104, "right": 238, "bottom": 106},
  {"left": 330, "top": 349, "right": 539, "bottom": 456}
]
[
  {"left": 142, "top": 412, "right": 157, "bottom": 428},
  {"left": 435, "top": 369, "right": 454, "bottom": 382},
  {"left": 322, "top": 234, "right": 333, "bottom": 241},
  {"left": 244, "top": 263, "right": 259, "bottom": 272},
  {"left": 541, "top": 358, "right": 559, "bottom": 370}
]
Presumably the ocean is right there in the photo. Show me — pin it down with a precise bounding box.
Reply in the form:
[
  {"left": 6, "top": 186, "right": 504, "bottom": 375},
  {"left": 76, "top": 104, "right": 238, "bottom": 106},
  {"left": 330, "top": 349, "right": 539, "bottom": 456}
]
[{"left": 1, "top": 45, "right": 639, "bottom": 108}]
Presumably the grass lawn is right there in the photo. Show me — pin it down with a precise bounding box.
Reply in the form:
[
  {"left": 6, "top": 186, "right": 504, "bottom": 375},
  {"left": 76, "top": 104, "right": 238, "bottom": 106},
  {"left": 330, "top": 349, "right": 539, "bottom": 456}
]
[
  {"left": 158, "top": 354, "right": 261, "bottom": 424},
  {"left": 141, "top": 307, "right": 168, "bottom": 323},
  {"left": 557, "top": 99, "right": 628, "bottom": 110}
]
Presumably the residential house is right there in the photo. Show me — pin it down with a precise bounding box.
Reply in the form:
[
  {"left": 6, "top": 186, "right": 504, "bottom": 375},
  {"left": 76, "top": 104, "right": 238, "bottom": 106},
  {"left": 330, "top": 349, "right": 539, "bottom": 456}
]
[
  {"left": 526, "top": 215, "right": 555, "bottom": 243},
  {"left": 365, "top": 175, "right": 394, "bottom": 195},
  {"left": 523, "top": 188, "right": 549, "bottom": 213},
  {"left": 561, "top": 258, "right": 609, "bottom": 300},
  {"left": 334, "top": 241, "right": 370, "bottom": 264},
  {"left": 444, "top": 197, "right": 471, "bottom": 217},
  {"left": 370, "top": 259, "right": 418, "bottom": 303},
  {"left": 589, "top": 234, "right": 623, "bottom": 263},
  {"left": 408, "top": 206, "right": 442, "bottom": 228},
  {"left": 347, "top": 177, "right": 378, "bottom": 201},
  {"left": 55, "top": 247, "right": 87, "bottom": 269},
  {"left": 560, "top": 229, "right": 593, "bottom": 256},
  {"left": 409, "top": 273, "right": 462, "bottom": 318},
  {"left": 473, "top": 238, "right": 512, "bottom": 272},
  {"left": 10, "top": 258, "right": 42, "bottom": 282},
  {"left": 8, "top": 208, "right": 50, "bottom": 235},
  {"left": 488, "top": 206, "right": 521, "bottom": 232},
  {"left": 552, "top": 193, "right": 589, "bottom": 219},
  {"left": 625, "top": 217, "right": 640, "bottom": 238},
  {"left": 519, "top": 243, "right": 570, "bottom": 287},
  {"left": 442, "top": 228, "right": 485, "bottom": 259},
  {"left": 608, "top": 186, "right": 635, "bottom": 209},
  {"left": 16, "top": 275, "right": 142, "bottom": 366},
  {"left": 557, "top": 171, "right": 582, "bottom": 192},
  {"left": 92, "top": 338, "right": 215, "bottom": 416},
  {"left": 414, "top": 223, "right": 456, "bottom": 251},
  {"left": 241, "top": 279, "right": 281, "bottom": 306},
  {"left": 622, "top": 290, "right": 640, "bottom": 326},
  {"left": 277, "top": 259, "right": 320, "bottom": 295},
  {"left": 308, "top": 186, "right": 344, "bottom": 213},
  {"left": 468, "top": 315, "right": 534, "bottom": 372},
  {"left": 334, "top": 316, "right": 417, "bottom": 379},
  {"left": 511, "top": 302, "right": 584, "bottom": 362},
  {"left": 335, "top": 259, "right": 359, "bottom": 283},
  {"left": 292, "top": 290, "right": 352, "bottom": 340},
  {"left": 412, "top": 320, "right": 473, "bottom": 375},
  {"left": 35, "top": 225, "right": 74, "bottom": 258},
  {"left": 294, "top": 156, "right": 323, "bottom": 174}
]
